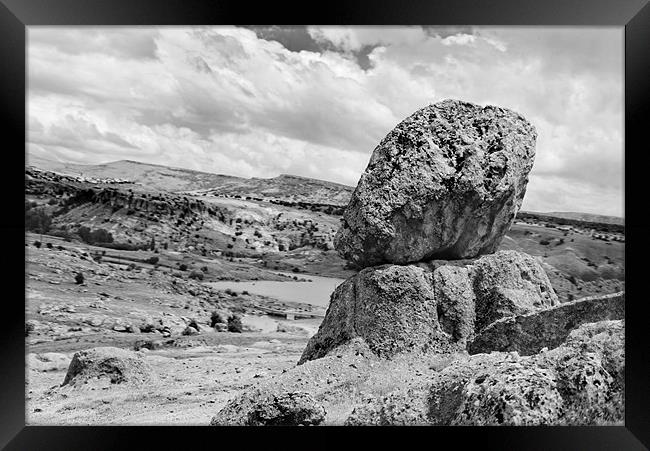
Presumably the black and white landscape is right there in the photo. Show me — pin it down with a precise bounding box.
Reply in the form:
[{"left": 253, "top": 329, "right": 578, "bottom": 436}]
[{"left": 25, "top": 26, "right": 624, "bottom": 425}]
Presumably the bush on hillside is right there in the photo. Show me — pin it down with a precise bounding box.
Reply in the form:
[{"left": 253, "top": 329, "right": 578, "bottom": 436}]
[
  {"left": 25, "top": 208, "right": 52, "bottom": 233},
  {"left": 188, "top": 270, "right": 204, "bottom": 281},
  {"left": 227, "top": 314, "right": 243, "bottom": 333}
]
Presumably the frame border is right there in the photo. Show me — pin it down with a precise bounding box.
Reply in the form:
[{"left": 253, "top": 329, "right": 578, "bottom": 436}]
[{"left": 2, "top": 0, "right": 648, "bottom": 448}]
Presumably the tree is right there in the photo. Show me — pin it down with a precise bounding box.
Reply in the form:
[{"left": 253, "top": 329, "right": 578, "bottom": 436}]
[{"left": 25, "top": 208, "right": 52, "bottom": 234}]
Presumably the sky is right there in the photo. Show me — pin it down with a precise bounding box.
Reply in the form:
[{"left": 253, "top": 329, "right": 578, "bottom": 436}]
[{"left": 27, "top": 26, "right": 624, "bottom": 216}]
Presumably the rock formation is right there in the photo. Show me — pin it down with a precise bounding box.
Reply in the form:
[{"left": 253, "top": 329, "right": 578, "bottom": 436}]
[
  {"left": 299, "top": 250, "right": 558, "bottom": 364},
  {"left": 210, "top": 100, "right": 624, "bottom": 426},
  {"left": 335, "top": 99, "right": 537, "bottom": 268},
  {"left": 62, "top": 347, "right": 155, "bottom": 387}
]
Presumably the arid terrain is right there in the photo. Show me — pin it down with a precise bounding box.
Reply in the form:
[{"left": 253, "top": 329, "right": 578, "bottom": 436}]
[{"left": 25, "top": 158, "right": 624, "bottom": 425}]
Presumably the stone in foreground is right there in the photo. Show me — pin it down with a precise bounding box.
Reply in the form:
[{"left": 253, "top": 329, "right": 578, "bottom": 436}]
[
  {"left": 210, "top": 390, "right": 325, "bottom": 426},
  {"left": 351, "top": 320, "right": 624, "bottom": 426},
  {"left": 211, "top": 321, "right": 623, "bottom": 426},
  {"left": 335, "top": 99, "right": 537, "bottom": 268},
  {"left": 299, "top": 250, "right": 557, "bottom": 364},
  {"left": 62, "top": 347, "right": 155, "bottom": 387}
]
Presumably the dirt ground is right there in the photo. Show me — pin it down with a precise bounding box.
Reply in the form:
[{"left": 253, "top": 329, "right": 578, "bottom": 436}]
[{"left": 25, "top": 232, "right": 325, "bottom": 425}]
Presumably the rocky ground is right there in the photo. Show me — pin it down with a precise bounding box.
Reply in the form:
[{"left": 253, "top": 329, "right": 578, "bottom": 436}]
[{"left": 25, "top": 232, "right": 322, "bottom": 425}]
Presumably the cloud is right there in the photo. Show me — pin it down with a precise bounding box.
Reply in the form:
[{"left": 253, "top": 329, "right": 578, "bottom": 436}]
[{"left": 27, "top": 26, "right": 623, "bottom": 216}]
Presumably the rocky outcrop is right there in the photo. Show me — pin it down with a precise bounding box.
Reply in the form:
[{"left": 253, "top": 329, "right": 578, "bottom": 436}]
[
  {"left": 335, "top": 99, "right": 537, "bottom": 268},
  {"left": 211, "top": 320, "right": 623, "bottom": 426},
  {"left": 210, "top": 390, "right": 326, "bottom": 426},
  {"left": 351, "top": 320, "right": 624, "bottom": 426},
  {"left": 469, "top": 292, "right": 624, "bottom": 355},
  {"left": 299, "top": 250, "right": 557, "bottom": 364},
  {"left": 62, "top": 347, "right": 155, "bottom": 387}
]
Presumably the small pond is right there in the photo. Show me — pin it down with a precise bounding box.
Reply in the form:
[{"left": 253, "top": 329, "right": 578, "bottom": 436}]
[{"left": 206, "top": 272, "right": 345, "bottom": 306}]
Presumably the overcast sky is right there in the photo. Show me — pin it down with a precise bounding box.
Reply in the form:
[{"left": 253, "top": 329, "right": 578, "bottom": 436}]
[{"left": 27, "top": 26, "right": 623, "bottom": 216}]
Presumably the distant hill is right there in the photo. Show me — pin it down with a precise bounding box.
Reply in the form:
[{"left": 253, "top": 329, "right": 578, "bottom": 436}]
[
  {"left": 27, "top": 156, "right": 242, "bottom": 193},
  {"left": 27, "top": 157, "right": 621, "bottom": 218},
  {"left": 195, "top": 174, "right": 354, "bottom": 206},
  {"left": 27, "top": 157, "right": 354, "bottom": 205},
  {"left": 543, "top": 212, "right": 623, "bottom": 226}
]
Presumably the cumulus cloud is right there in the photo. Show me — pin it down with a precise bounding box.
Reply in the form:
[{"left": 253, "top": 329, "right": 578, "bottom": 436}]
[{"left": 27, "top": 26, "right": 623, "bottom": 216}]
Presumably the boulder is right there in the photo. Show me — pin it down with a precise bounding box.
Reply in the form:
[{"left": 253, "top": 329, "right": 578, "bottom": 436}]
[
  {"left": 335, "top": 99, "right": 537, "bottom": 268},
  {"left": 470, "top": 250, "right": 559, "bottom": 332},
  {"left": 299, "top": 264, "right": 456, "bottom": 364},
  {"left": 210, "top": 390, "right": 326, "bottom": 426},
  {"left": 299, "top": 250, "right": 556, "bottom": 364},
  {"left": 469, "top": 292, "right": 624, "bottom": 355},
  {"left": 62, "top": 347, "right": 155, "bottom": 387}
]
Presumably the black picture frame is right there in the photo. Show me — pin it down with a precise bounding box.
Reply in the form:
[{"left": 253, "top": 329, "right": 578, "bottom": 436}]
[{"left": 2, "top": 0, "right": 649, "bottom": 449}]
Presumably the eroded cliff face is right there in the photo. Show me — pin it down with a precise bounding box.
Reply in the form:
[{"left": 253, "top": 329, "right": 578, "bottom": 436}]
[{"left": 335, "top": 99, "right": 536, "bottom": 268}]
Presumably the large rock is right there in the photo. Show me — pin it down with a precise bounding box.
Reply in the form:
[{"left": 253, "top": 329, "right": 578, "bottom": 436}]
[
  {"left": 210, "top": 390, "right": 326, "bottom": 426},
  {"left": 299, "top": 250, "right": 556, "bottom": 364},
  {"left": 335, "top": 99, "right": 537, "bottom": 268},
  {"left": 470, "top": 250, "right": 559, "bottom": 332},
  {"left": 62, "top": 347, "right": 155, "bottom": 387},
  {"left": 469, "top": 291, "right": 624, "bottom": 355}
]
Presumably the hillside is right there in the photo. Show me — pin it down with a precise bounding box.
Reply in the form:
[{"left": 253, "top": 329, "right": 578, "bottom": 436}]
[{"left": 27, "top": 157, "right": 354, "bottom": 206}]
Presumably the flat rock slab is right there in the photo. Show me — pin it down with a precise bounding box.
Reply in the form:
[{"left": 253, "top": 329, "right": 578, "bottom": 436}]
[
  {"left": 468, "top": 292, "right": 624, "bottom": 356},
  {"left": 335, "top": 99, "right": 537, "bottom": 268}
]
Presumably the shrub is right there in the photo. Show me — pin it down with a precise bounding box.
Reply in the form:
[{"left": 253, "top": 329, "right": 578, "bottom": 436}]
[
  {"left": 200, "top": 266, "right": 208, "bottom": 273},
  {"left": 179, "top": 263, "right": 188, "bottom": 271},
  {"left": 74, "top": 272, "right": 84, "bottom": 284},
  {"left": 25, "top": 208, "right": 52, "bottom": 233},
  {"left": 227, "top": 314, "right": 243, "bottom": 333},
  {"left": 77, "top": 226, "right": 114, "bottom": 245},
  {"left": 210, "top": 311, "right": 226, "bottom": 327},
  {"left": 47, "top": 198, "right": 58, "bottom": 205},
  {"left": 33, "top": 241, "right": 41, "bottom": 248},
  {"left": 46, "top": 242, "right": 53, "bottom": 249},
  {"left": 188, "top": 270, "right": 204, "bottom": 281},
  {"left": 539, "top": 239, "right": 550, "bottom": 245},
  {"left": 145, "top": 256, "right": 159, "bottom": 265}
]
